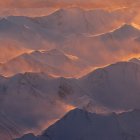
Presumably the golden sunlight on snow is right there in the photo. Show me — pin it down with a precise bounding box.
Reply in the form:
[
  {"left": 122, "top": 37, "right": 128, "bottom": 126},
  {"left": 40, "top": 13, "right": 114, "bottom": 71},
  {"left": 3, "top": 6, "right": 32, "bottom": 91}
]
[
  {"left": 131, "top": 23, "right": 140, "bottom": 30},
  {"left": 65, "top": 54, "right": 79, "bottom": 61},
  {"left": 0, "top": 40, "right": 32, "bottom": 63},
  {"left": 36, "top": 103, "right": 75, "bottom": 134}
]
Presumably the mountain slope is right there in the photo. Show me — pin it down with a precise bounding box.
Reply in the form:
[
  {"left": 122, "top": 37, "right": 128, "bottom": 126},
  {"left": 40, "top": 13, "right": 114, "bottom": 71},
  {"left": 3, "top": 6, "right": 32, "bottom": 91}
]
[
  {"left": 100, "top": 24, "right": 140, "bottom": 40},
  {"left": 0, "top": 72, "right": 81, "bottom": 140},
  {"left": 42, "top": 109, "right": 122, "bottom": 140},
  {"left": 0, "top": 49, "right": 87, "bottom": 77},
  {"left": 0, "top": 18, "right": 50, "bottom": 49},
  {"left": 0, "top": 8, "right": 127, "bottom": 50},
  {"left": 2, "top": 59, "right": 140, "bottom": 139},
  {"left": 63, "top": 24, "right": 140, "bottom": 67},
  {"left": 129, "top": 58, "right": 140, "bottom": 65},
  {"left": 15, "top": 109, "right": 140, "bottom": 140},
  {"left": 0, "top": 8, "right": 138, "bottom": 66},
  {"left": 33, "top": 8, "right": 128, "bottom": 35},
  {"left": 0, "top": 39, "right": 30, "bottom": 63},
  {"left": 80, "top": 61, "right": 140, "bottom": 111}
]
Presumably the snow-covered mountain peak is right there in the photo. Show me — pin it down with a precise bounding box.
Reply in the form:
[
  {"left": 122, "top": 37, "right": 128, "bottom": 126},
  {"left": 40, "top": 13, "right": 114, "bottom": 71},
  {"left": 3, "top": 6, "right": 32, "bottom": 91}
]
[
  {"left": 0, "top": 17, "right": 30, "bottom": 30},
  {"left": 119, "top": 24, "right": 138, "bottom": 31},
  {"left": 0, "top": 17, "right": 8, "bottom": 22},
  {"left": 50, "top": 7, "right": 84, "bottom": 17},
  {"left": 45, "top": 49, "right": 65, "bottom": 56},
  {"left": 129, "top": 57, "right": 140, "bottom": 65},
  {"left": 80, "top": 61, "right": 140, "bottom": 111},
  {"left": 0, "top": 18, "right": 16, "bottom": 29},
  {"left": 11, "top": 72, "right": 54, "bottom": 82},
  {"left": 112, "top": 23, "right": 140, "bottom": 37},
  {"left": 100, "top": 23, "right": 140, "bottom": 40}
]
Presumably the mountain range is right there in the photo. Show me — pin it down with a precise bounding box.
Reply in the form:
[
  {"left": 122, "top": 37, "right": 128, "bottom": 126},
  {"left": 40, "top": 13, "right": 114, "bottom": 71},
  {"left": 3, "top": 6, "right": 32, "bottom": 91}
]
[
  {"left": 0, "top": 49, "right": 87, "bottom": 77},
  {"left": 0, "top": 58, "right": 140, "bottom": 139},
  {"left": 0, "top": 8, "right": 137, "bottom": 65},
  {"left": 0, "top": 7, "right": 140, "bottom": 140}
]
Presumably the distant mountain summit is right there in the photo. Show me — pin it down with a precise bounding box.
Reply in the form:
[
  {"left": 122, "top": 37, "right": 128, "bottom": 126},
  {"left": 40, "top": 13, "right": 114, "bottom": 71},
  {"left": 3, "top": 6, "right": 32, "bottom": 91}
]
[
  {"left": 129, "top": 57, "right": 140, "bottom": 65},
  {"left": 81, "top": 61, "right": 140, "bottom": 110},
  {"left": 33, "top": 8, "right": 125, "bottom": 35},
  {"left": 0, "top": 49, "right": 86, "bottom": 77},
  {"left": 100, "top": 24, "right": 140, "bottom": 40},
  {"left": 0, "top": 8, "right": 138, "bottom": 68}
]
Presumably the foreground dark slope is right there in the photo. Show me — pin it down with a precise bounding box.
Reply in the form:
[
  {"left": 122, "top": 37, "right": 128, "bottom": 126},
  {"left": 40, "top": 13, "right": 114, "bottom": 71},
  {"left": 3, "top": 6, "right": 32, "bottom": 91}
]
[{"left": 15, "top": 108, "right": 140, "bottom": 140}]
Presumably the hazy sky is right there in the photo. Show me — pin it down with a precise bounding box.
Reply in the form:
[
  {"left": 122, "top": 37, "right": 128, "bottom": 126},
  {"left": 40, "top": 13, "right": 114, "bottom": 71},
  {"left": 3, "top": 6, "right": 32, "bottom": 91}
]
[
  {"left": 0, "top": 0, "right": 139, "bottom": 17},
  {"left": 0, "top": 0, "right": 138, "bottom": 8}
]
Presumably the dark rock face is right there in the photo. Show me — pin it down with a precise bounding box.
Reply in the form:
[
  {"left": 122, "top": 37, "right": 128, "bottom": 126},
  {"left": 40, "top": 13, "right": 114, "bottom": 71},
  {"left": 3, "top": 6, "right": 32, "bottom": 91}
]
[{"left": 16, "top": 109, "right": 140, "bottom": 140}]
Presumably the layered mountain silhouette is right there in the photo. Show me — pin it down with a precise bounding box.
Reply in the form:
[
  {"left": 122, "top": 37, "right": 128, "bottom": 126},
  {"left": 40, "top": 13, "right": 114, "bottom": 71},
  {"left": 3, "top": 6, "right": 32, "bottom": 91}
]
[
  {"left": 1, "top": 18, "right": 140, "bottom": 77},
  {"left": 0, "top": 7, "right": 140, "bottom": 140},
  {"left": 0, "top": 8, "right": 135, "bottom": 65},
  {"left": 33, "top": 8, "right": 126, "bottom": 35},
  {"left": 63, "top": 23, "right": 140, "bottom": 66},
  {"left": 0, "top": 59, "right": 140, "bottom": 139}
]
